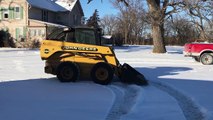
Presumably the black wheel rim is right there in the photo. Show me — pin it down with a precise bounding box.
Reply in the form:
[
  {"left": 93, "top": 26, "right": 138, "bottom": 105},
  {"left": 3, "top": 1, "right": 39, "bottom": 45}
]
[
  {"left": 95, "top": 67, "right": 109, "bottom": 81},
  {"left": 61, "top": 66, "right": 74, "bottom": 80}
]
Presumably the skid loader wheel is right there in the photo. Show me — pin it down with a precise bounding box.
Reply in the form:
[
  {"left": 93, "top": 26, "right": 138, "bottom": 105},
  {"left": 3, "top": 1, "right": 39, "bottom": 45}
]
[
  {"left": 91, "top": 62, "right": 113, "bottom": 85},
  {"left": 57, "top": 62, "right": 79, "bottom": 82}
]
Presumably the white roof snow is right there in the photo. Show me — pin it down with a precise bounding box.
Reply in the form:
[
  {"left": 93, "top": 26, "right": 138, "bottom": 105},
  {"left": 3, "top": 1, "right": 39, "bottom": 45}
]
[
  {"left": 102, "top": 35, "right": 112, "bottom": 39},
  {"left": 55, "top": 0, "right": 77, "bottom": 11},
  {"left": 29, "top": 19, "right": 67, "bottom": 27},
  {"left": 27, "top": 0, "right": 75, "bottom": 12}
]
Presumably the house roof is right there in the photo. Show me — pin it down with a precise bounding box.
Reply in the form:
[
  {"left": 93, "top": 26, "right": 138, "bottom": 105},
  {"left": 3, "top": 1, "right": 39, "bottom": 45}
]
[
  {"left": 29, "top": 19, "right": 67, "bottom": 27},
  {"left": 27, "top": 0, "right": 72, "bottom": 12}
]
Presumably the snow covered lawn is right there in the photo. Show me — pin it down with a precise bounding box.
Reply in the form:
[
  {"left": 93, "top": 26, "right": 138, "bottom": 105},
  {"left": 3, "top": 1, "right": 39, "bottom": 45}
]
[{"left": 0, "top": 46, "right": 212, "bottom": 120}]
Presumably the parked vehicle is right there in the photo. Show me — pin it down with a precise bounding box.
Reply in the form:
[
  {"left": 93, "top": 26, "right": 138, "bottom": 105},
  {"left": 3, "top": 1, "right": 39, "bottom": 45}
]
[{"left": 184, "top": 43, "right": 213, "bottom": 65}]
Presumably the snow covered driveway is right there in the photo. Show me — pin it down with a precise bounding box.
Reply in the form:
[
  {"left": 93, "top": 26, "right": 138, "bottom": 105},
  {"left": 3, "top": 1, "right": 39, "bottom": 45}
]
[{"left": 0, "top": 46, "right": 213, "bottom": 120}]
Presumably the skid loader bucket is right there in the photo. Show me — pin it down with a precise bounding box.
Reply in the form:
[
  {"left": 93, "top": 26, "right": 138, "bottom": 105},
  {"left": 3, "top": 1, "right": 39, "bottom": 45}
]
[{"left": 120, "top": 63, "right": 148, "bottom": 86}]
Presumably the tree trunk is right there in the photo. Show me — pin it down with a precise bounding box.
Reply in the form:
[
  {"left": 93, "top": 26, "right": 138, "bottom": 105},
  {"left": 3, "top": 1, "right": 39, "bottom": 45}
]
[
  {"left": 152, "top": 24, "right": 166, "bottom": 53},
  {"left": 147, "top": 0, "right": 167, "bottom": 53},
  {"left": 124, "top": 28, "right": 128, "bottom": 44}
]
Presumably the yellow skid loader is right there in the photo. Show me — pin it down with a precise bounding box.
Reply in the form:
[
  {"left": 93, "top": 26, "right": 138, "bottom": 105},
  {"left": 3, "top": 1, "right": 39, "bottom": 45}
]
[{"left": 40, "top": 27, "right": 148, "bottom": 85}]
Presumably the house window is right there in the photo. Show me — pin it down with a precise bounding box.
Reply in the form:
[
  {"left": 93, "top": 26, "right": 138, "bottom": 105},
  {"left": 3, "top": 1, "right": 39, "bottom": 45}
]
[
  {"left": 16, "top": 27, "right": 24, "bottom": 41},
  {"left": 30, "top": 29, "right": 36, "bottom": 36},
  {"left": 56, "top": 15, "right": 61, "bottom": 23},
  {"left": 29, "top": 29, "right": 45, "bottom": 37},
  {"left": 14, "top": 7, "right": 20, "bottom": 19},
  {"left": 41, "top": 29, "right": 45, "bottom": 37},
  {"left": 73, "top": 15, "right": 78, "bottom": 24},
  {"left": 3, "top": 9, "right": 9, "bottom": 19},
  {"left": 42, "top": 10, "right": 48, "bottom": 22}
]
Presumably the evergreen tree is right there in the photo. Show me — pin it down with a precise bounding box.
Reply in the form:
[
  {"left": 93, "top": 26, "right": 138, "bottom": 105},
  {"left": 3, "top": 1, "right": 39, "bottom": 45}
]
[{"left": 86, "top": 9, "right": 100, "bottom": 28}]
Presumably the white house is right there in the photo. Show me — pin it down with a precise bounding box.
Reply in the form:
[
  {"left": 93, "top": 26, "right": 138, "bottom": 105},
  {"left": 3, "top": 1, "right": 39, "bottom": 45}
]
[{"left": 0, "top": 0, "right": 84, "bottom": 47}]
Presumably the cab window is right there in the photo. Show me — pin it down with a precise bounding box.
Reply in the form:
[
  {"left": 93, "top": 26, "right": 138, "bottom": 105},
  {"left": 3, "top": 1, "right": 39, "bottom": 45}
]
[
  {"left": 75, "top": 29, "right": 96, "bottom": 45},
  {"left": 47, "top": 28, "right": 65, "bottom": 41},
  {"left": 65, "top": 32, "right": 75, "bottom": 42}
]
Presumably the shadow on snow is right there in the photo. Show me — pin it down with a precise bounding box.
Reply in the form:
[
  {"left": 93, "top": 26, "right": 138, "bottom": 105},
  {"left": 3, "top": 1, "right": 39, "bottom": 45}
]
[
  {"left": 0, "top": 78, "right": 112, "bottom": 120},
  {"left": 136, "top": 66, "right": 213, "bottom": 120}
]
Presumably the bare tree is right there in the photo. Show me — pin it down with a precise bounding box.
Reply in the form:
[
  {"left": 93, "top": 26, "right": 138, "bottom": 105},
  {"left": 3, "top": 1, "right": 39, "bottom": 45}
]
[
  {"left": 100, "top": 14, "right": 117, "bottom": 35},
  {"left": 183, "top": 0, "right": 213, "bottom": 41},
  {"left": 88, "top": 0, "right": 211, "bottom": 50},
  {"left": 88, "top": 0, "right": 183, "bottom": 52},
  {"left": 165, "top": 15, "right": 199, "bottom": 45},
  {"left": 110, "top": 0, "right": 147, "bottom": 44},
  {"left": 128, "top": 0, "right": 147, "bottom": 44},
  {"left": 111, "top": 0, "right": 130, "bottom": 44}
]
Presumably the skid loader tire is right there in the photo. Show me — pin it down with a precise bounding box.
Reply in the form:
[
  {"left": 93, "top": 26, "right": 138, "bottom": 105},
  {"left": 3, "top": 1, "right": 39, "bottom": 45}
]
[
  {"left": 57, "top": 62, "right": 79, "bottom": 82},
  {"left": 91, "top": 62, "right": 113, "bottom": 85}
]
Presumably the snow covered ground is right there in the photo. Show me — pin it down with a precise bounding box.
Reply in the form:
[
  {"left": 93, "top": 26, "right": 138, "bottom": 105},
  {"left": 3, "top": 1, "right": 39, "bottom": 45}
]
[{"left": 0, "top": 46, "right": 212, "bottom": 120}]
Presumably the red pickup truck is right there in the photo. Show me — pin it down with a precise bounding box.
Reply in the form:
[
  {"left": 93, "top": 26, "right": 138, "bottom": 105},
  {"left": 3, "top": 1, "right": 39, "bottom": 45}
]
[{"left": 184, "top": 43, "right": 213, "bottom": 65}]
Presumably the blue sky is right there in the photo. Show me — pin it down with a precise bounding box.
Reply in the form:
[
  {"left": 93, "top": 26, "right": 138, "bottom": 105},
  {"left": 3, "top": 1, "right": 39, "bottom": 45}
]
[{"left": 80, "top": 0, "right": 118, "bottom": 19}]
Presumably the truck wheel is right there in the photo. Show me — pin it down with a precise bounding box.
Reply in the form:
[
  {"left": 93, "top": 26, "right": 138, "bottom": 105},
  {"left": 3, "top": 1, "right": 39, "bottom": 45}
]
[
  {"left": 91, "top": 62, "right": 113, "bottom": 85},
  {"left": 57, "top": 62, "right": 79, "bottom": 82},
  {"left": 200, "top": 53, "right": 213, "bottom": 65}
]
